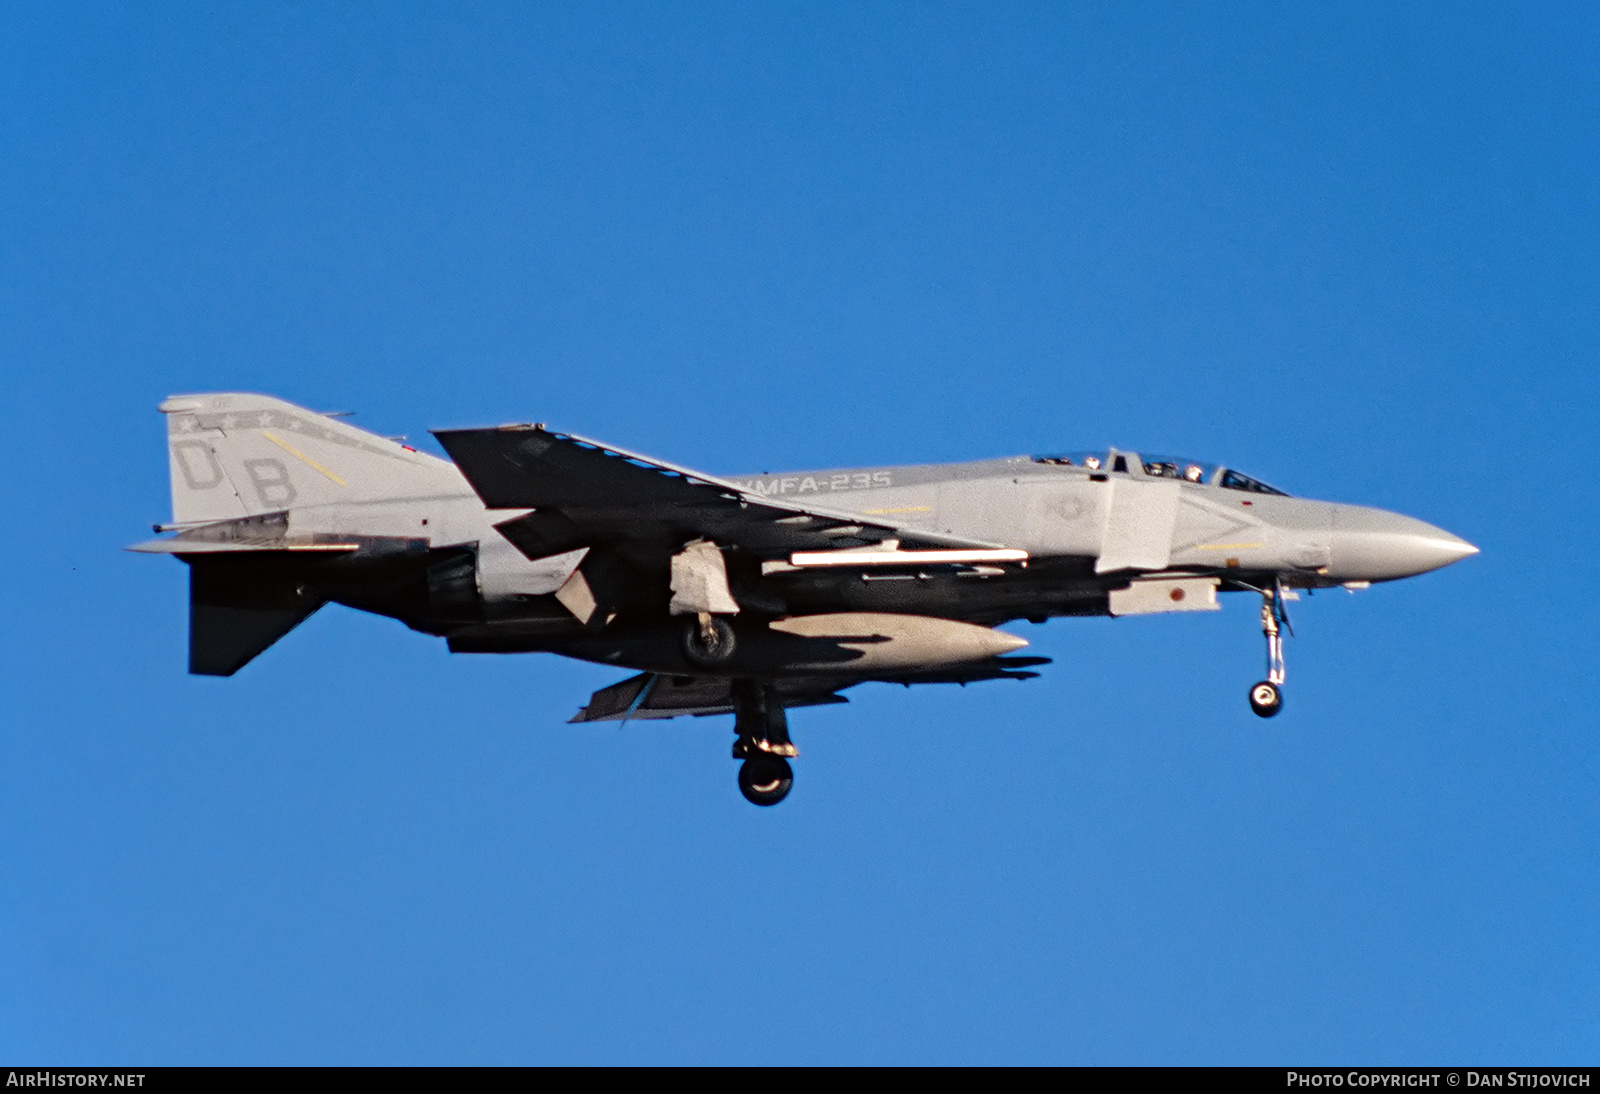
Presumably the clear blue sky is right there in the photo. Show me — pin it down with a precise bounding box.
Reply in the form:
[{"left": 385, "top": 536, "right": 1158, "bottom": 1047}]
[{"left": 3, "top": 2, "right": 1596, "bottom": 1064}]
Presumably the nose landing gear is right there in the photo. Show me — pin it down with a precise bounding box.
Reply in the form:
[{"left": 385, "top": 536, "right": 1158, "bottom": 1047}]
[{"left": 1248, "top": 583, "right": 1291, "bottom": 718}]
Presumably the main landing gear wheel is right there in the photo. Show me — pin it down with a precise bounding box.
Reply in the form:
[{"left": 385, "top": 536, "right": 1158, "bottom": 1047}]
[
  {"left": 1249, "top": 680, "right": 1283, "bottom": 718},
  {"left": 738, "top": 756, "right": 793, "bottom": 806},
  {"left": 681, "top": 613, "right": 736, "bottom": 668}
]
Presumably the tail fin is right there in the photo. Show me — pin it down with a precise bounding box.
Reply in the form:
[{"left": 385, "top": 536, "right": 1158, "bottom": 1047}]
[{"left": 160, "top": 393, "right": 461, "bottom": 525}]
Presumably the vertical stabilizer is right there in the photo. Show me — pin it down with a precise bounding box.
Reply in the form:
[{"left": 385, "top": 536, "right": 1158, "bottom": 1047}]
[{"left": 159, "top": 393, "right": 462, "bottom": 526}]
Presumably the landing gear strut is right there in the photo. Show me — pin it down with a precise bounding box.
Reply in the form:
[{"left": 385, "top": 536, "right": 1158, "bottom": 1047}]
[
  {"left": 1248, "top": 583, "right": 1289, "bottom": 718},
  {"left": 733, "top": 681, "right": 796, "bottom": 805}
]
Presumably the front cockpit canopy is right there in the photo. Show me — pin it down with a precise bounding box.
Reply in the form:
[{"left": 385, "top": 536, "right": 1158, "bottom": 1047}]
[{"left": 1033, "top": 450, "right": 1288, "bottom": 496}]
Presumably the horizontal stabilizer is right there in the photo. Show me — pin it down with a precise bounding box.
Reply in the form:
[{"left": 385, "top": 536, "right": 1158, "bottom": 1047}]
[
  {"left": 132, "top": 539, "right": 359, "bottom": 554},
  {"left": 188, "top": 560, "right": 323, "bottom": 676},
  {"left": 130, "top": 511, "right": 360, "bottom": 555}
]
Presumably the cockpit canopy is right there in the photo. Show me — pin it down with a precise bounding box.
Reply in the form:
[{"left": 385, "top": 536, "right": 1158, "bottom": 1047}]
[{"left": 1032, "top": 450, "right": 1288, "bottom": 496}]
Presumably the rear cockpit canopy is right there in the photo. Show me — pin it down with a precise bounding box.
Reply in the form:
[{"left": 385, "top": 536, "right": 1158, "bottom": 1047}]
[{"left": 1032, "top": 450, "right": 1288, "bottom": 496}]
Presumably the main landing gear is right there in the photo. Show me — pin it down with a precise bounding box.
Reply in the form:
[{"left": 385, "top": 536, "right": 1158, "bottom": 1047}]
[
  {"left": 738, "top": 754, "right": 793, "bottom": 806},
  {"left": 682, "top": 612, "right": 737, "bottom": 668},
  {"left": 1247, "top": 581, "right": 1291, "bottom": 718},
  {"left": 733, "top": 681, "right": 795, "bottom": 806}
]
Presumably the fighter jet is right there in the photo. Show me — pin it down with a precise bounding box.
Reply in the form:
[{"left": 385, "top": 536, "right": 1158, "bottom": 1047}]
[{"left": 133, "top": 393, "right": 1477, "bottom": 805}]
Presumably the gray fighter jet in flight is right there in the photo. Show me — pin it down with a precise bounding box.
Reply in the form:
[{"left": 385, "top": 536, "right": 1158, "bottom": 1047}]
[{"left": 134, "top": 394, "right": 1477, "bottom": 805}]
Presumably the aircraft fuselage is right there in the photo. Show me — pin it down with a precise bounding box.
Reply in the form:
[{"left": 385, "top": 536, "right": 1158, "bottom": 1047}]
[{"left": 137, "top": 394, "right": 1477, "bottom": 804}]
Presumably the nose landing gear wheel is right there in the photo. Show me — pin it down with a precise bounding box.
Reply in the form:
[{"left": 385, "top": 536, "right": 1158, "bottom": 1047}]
[
  {"left": 1249, "top": 680, "right": 1283, "bottom": 718},
  {"left": 738, "top": 756, "right": 793, "bottom": 806}
]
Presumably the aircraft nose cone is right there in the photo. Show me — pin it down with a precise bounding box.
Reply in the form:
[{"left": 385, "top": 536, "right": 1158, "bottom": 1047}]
[{"left": 1330, "top": 506, "right": 1478, "bottom": 582}]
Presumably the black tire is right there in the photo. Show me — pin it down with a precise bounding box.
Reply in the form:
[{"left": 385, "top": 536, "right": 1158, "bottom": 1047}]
[
  {"left": 1248, "top": 680, "right": 1283, "bottom": 718},
  {"left": 738, "top": 756, "right": 793, "bottom": 806},
  {"left": 682, "top": 616, "right": 737, "bottom": 668}
]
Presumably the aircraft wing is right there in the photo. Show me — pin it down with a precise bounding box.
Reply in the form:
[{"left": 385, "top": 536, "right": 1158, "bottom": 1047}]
[
  {"left": 569, "top": 673, "right": 851, "bottom": 722},
  {"left": 864, "top": 655, "right": 1051, "bottom": 686},
  {"left": 433, "top": 425, "right": 1005, "bottom": 559},
  {"left": 570, "top": 655, "right": 1051, "bottom": 723}
]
